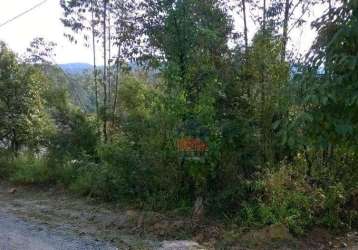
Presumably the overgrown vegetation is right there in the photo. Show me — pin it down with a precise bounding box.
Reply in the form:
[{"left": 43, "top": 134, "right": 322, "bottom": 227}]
[{"left": 0, "top": 0, "right": 357, "bottom": 236}]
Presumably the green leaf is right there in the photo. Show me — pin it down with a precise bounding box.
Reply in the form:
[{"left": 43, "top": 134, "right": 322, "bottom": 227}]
[
  {"left": 335, "top": 123, "right": 353, "bottom": 135},
  {"left": 272, "top": 120, "right": 281, "bottom": 130},
  {"left": 301, "top": 112, "right": 314, "bottom": 123}
]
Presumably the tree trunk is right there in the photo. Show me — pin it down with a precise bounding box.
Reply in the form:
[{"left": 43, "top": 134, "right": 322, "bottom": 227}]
[
  {"left": 108, "top": 13, "right": 112, "bottom": 110},
  {"left": 241, "top": 0, "right": 250, "bottom": 98},
  {"left": 328, "top": 0, "right": 332, "bottom": 19},
  {"left": 262, "top": 0, "right": 267, "bottom": 31},
  {"left": 91, "top": 2, "right": 99, "bottom": 119},
  {"left": 102, "top": 0, "right": 108, "bottom": 143},
  {"left": 11, "top": 128, "right": 19, "bottom": 156},
  {"left": 281, "top": 0, "right": 290, "bottom": 61},
  {"left": 303, "top": 145, "right": 312, "bottom": 177},
  {"left": 112, "top": 47, "right": 121, "bottom": 124},
  {"left": 242, "top": 0, "right": 248, "bottom": 52}
]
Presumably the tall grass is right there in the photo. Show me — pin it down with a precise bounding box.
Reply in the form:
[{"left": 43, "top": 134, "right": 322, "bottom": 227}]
[{"left": 8, "top": 154, "right": 50, "bottom": 184}]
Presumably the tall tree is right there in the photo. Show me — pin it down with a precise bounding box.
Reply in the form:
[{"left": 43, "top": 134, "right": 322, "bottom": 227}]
[
  {"left": 240, "top": 0, "right": 249, "bottom": 51},
  {"left": 90, "top": 0, "right": 100, "bottom": 119},
  {"left": 60, "top": 0, "right": 101, "bottom": 116},
  {"left": 60, "top": 0, "right": 140, "bottom": 141},
  {"left": 280, "top": 0, "right": 319, "bottom": 60},
  {"left": 111, "top": 0, "right": 139, "bottom": 124},
  {"left": 142, "top": 0, "right": 232, "bottom": 102},
  {"left": 299, "top": 0, "right": 358, "bottom": 171},
  {"left": 25, "top": 37, "right": 57, "bottom": 65},
  {"left": 0, "top": 42, "right": 53, "bottom": 154},
  {"left": 244, "top": 31, "right": 289, "bottom": 165},
  {"left": 281, "top": 0, "right": 290, "bottom": 61},
  {"left": 102, "top": 0, "right": 109, "bottom": 142},
  {"left": 263, "top": 0, "right": 267, "bottom": 30},
  {"left": 141, "top": 0, "right": 234, "bottom": 214}
]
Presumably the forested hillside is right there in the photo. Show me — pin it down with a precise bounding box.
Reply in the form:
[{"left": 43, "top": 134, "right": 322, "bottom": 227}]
[{"left": 0, "top": 0, "right": 357, "bottom": 245}]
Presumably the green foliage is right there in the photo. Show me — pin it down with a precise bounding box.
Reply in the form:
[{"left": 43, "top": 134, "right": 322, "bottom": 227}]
[
  {"left": 9, "top": 154, "right": 50, "bottom": 184},
  {"left": 320, "top": 184, "right": 346, "bottom": 229},
  {"left": 0, "top": 151, "right": 13, "bottom": 179},
  {"left": 244, "top": 31, "right": 289, "bottom": 165},
  {"left": 236, "top": 165, "right": 317, "bottom": 235},
  {"left": 0, "top": 42, "right": 54, "bottom": 153},
  {"left": 1, "top": 0, "right": 357, "bottom": 237},
  {"left": 48, "top": 109, "right": 99, "bottom": 162}
]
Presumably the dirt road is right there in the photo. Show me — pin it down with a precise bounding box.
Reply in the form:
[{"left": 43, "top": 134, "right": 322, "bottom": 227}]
[
  {"left": 0, "top": 182, "right": 357, "bottom": 250},
  {"left": 0, "top": 211, "right": 117, "bottom": 250},
  {"left": 0, "top": 183, "right": 204, "bottom": 250}
]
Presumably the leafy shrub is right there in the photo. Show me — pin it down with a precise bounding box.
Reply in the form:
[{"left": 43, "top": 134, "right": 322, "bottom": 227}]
[
  {"left": 238, "top": 165, "right": 319, "bottom": 235},
  {"left": 48, "top": 109, "right": 99, "bottom": 162},
  {"left": 50, "top": 157, "right": 78, "bottom": 186},
  {"left": 9, "top": 154, "right": 50, "bottom": 184},
  {"left": 319, "top": 183, "right": 347, "bottom": 229},
  {"left": 0, "top": 151, "right": 13, "bottom": 179},
  {"left": 68, "top": 162, "right": 98, "bottom": 196}
]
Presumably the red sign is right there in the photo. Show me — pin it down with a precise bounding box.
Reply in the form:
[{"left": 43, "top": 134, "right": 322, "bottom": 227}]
[{"left": 177, "top": 138, "right": 208, "bottom": 152}]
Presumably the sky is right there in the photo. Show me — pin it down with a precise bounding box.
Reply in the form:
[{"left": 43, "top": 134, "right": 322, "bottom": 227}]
[
  {"left": 0, "top": 0, "right": 327, "bottom": 64},
  {"left": 0, "top": 0, "right": 93, "bottom": 64}
]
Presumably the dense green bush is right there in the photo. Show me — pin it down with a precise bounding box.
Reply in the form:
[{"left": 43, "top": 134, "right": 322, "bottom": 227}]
[
  {"left": 235, "top": 165, "right": 314, "bottom": 234},
  {"left": 9, "top": 154, "right": 50, "bottom": 184},
  {"left": 0, "top": 151, "right": 13, "bottom": 179}
]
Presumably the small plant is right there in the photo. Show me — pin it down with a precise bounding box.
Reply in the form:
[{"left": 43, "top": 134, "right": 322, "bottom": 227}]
[{"left": 320, "top": 183, "right": 346, "bottom": 229}]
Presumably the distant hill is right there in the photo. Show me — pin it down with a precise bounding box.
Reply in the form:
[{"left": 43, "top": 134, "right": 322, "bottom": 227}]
[
  {"left": 41, "top": 64, "right": 96, "bottom": 112},
  {"left": 59, "top": 63, "right": 93, "bottom": 75},
  {"left": 59, "top": 62, "right": 146, "bottom": 75}
]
